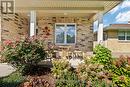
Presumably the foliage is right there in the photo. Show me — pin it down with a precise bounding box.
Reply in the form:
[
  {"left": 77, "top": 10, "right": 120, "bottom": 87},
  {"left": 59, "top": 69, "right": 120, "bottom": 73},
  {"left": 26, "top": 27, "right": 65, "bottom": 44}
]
[
  {"left": 51, "top": 59, "right": 71, "bottom": 78},
  {"left": 76, "top": 63, "right": 105, "bottom": 81},
  {"left": 109, "top": 56, "right": 130, "bottom": 87},
  {"left": 92, "top": 44, "right": 112, "bottom": 66},
  {"left": 1, "top": 36, "right": 47, "bottom": 75},
  {"left": 56, "top": 71, "right": 81, "bottom": 87},
  {"left": 0, "top": 71, "right": 25, "bottom": 87},
  {"left": 93, "top": 45, "right": 130, "bottom": 86},
  {"left": 76, "top": 58, "right": 113, "bottom": 87},
  {"left": 52, "top": 59, "right": 87, "bottom": 87},
  {"left": 91, "top": 79, "right": 113, "bottom": 87},
  {"left": 51, "top": 45, "right": 130, "bottom": 87}
]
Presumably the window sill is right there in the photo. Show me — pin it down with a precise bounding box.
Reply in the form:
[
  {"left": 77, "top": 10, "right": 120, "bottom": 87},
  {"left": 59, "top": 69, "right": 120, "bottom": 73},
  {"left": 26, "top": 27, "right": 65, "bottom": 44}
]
[
  {"left": 55, "top": 43, "right": 76, "bottom": 46},
  {"left": 118, "top": 40, "right": 130, "bottom": 43}
]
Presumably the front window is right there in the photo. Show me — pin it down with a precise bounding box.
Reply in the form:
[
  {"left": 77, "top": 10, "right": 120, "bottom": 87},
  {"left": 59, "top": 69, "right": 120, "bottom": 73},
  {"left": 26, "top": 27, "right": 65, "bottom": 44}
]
[
  {"left": 118, "top": 31, "right": 125, "bottom": 40},
  {"left": 55, "top": 23, "right": 76, "bottom": 45},
  {"left": 126, "top": 31, "right": 130, "bottom": 40},
  {"left": 118, "top": 31, "right": 130, "bottom": 41}
]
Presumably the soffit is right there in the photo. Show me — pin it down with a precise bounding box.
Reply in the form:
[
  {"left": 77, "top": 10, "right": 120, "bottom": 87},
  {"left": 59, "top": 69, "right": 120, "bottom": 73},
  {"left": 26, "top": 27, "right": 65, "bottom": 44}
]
[{"left": 15, "top": 0, "right": 122, "bottom": 19}]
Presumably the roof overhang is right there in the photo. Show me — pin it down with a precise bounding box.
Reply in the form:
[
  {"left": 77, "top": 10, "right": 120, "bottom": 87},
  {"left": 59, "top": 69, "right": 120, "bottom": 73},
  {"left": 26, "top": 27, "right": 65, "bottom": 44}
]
[
  {"left": 14, "top": 0, "right": 123, "bottom": 19},
  {"left": 104, "top": 27, "right": 130, "bottom": 31}
]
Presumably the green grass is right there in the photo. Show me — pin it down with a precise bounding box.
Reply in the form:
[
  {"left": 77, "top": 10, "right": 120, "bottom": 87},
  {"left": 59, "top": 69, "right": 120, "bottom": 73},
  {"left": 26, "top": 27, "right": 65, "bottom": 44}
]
[{"left": 0, "top": 71, "right": 25, "bottom": 87}]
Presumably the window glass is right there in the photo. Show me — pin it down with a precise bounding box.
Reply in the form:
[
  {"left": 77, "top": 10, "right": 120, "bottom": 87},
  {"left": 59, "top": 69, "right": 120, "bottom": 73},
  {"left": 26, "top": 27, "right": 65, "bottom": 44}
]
[
  {"left": 55, "top": 25, "right": 65, "bottom": 43},
  {"left": 118, "top": 31, "right": 125, "bottom": 40},
  {"left": 55, "top": 24, "right": 76, "bottom": 44},
  {"left": 66, "top": 25, "right": 76, "bottom": 43},
  {"left": 127, "top": 31, "right": 130, "bottom": 40}
]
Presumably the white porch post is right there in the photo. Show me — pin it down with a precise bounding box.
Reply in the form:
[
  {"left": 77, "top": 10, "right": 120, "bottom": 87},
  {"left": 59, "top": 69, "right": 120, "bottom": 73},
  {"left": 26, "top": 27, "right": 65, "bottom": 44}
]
[
  {"left": 0, "top": 14, "right": 1, "bottom": 42},
  {"left": 30, "top": 11, "right": 36, "bottom": 36},
  {"left": 0, "top": 14, "right": 1, "bottom": 50},
  {"left": 97, "top": 12, "right": 103, "bottom": 44}
]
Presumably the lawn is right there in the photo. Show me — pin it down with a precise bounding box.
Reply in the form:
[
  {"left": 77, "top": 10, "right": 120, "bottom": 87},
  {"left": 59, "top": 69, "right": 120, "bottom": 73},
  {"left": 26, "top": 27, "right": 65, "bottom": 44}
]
[{"left": 0, "top": 71, "right": 25, "bottom": 87}]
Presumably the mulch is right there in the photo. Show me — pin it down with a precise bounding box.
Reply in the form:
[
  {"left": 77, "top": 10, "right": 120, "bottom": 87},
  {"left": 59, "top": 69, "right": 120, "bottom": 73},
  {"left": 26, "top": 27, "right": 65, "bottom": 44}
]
[
  {"left": 19, "top": 74, "right": 55, "bottom": 87},
  {"left": 19, "top": 66, "right": 55, "bottom": 87}
]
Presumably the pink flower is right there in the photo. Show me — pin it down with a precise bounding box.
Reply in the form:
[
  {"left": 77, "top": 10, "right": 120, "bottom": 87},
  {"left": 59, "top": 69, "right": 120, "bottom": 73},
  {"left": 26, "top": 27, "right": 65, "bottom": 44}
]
[
  {"left": 0, "top": 46, "right": 4, "bottom": 51},
  {"left": 12, "top": 44, "right": 16, "bottom": 48},
  {"left": 3, "top": 40, "right": 12, "bottom": 46},
  {"left": 15, "top": 37, "right": 20, "bottom": 42}
]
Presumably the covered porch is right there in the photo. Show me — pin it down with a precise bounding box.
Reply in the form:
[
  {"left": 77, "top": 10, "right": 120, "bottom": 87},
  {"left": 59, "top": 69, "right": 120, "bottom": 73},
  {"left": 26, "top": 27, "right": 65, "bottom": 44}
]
[{"left": 1, "top": 0, "right": 122, "bottom": 58}]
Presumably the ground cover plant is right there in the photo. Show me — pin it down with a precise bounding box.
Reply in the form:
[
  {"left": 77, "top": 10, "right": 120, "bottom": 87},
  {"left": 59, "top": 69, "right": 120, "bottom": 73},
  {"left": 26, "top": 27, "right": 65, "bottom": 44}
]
[{"left": 0, "top": 71, "right": 25, "bottom": 87}]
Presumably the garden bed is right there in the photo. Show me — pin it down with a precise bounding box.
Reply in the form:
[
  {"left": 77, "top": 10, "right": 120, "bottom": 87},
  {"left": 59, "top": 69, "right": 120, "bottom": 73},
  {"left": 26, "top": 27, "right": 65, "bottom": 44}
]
[{"left": 1, "top": 36, "right": 130, "bottom": 87}]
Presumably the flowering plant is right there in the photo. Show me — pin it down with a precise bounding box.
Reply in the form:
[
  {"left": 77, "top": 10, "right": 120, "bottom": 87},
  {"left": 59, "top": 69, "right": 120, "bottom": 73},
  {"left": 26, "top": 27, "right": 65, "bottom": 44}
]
[{"left": 1, "top": 36, "right": 47, "bottom": 74}]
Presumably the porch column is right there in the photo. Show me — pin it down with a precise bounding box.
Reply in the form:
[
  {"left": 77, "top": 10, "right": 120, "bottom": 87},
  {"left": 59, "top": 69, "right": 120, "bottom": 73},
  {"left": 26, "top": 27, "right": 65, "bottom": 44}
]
[
  {"left": 0, "top": 14, "right": 1, "bottom": 42},
  {"left": 97, "top": 12, "right": 103, "bottom": 44},
  {"left": 30, "top": 11, "right": 36, "bottom": 36},
  {"left": 0, "top": 13, "right": 2, "bottom": 52}
]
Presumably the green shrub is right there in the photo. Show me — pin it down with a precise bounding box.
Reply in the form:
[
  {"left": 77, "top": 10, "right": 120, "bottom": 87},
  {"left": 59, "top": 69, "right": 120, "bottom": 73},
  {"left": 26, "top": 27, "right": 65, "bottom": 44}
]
[
  {"left": 0, "top": 71, "right": 25, "bottom": 87},
  {"left": 52, "top": 59, "right": 87, "bottom": 87},
  {"left": 56, "top": 71, "right": 81, "bottom": 87},
  {"left": 76, "top": 63, "right": 108, "bottom": 86},
  {"left": 1, "top": 36, "right": 47, "bottom": 75},
  {"left": 110, "top": 56, "right": 130, "bottom": 87},
  {"left": 92, "top": 44, "right": 112, "bottom": 67},
  {"left": 91, "top": 79, "right": 113, "bottom": 87},
  {"left": 51, "top": 59, "right": 71, "bottom": 78},
  {"left": 92, "top": 45, "right": 130, "bottom": 86}
]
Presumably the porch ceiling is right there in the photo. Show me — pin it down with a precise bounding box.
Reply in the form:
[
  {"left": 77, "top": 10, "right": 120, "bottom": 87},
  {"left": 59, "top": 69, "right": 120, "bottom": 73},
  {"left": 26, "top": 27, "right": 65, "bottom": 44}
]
[{"left": 15, "top": 0, "right": 122, "bottom": 19}]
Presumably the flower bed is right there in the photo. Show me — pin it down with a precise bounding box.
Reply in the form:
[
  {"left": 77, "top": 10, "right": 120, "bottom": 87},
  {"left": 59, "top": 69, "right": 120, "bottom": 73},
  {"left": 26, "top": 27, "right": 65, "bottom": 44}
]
[{"left": 1, "top": 36, "right": 130, "bottom": 87}]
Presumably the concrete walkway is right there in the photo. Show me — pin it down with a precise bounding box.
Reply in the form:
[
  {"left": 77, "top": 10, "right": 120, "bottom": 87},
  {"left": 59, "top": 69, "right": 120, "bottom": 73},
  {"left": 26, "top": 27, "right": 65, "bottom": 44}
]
[{"left": 0, "top": 63, "right": 15, "bottom": 77}]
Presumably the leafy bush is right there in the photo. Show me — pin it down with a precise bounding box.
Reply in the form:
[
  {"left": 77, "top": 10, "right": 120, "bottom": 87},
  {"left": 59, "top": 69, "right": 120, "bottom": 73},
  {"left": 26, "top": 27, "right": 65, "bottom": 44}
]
[
  {"left": 110, "top": 56, "right": 130, "bottom": 87},
  {"left": 52, "top": 59, "right": 87, "bottom": 87},
  {"left": 93, "top": 45, "right": 130, "bottom": 86},
  {"left": 56, "top": 71, "right": 81, "bottom": 87},
  {"left": 92, "top": 44, "right": 112, "bottom": 69},
  {"left": 51, "top": 59, "right": 71, "bottom": 78},
  {"left": 52, "top": 45, "right": 130, "bottom": 87},
  {"left": 1, "top": 36, "right": 47, "bottom": 75},
  {"left": 76, "top": 63, "right": 104, "bottom": 80},
  {"left": 76, "top": 60, "right": 113, "bottom": 87}
]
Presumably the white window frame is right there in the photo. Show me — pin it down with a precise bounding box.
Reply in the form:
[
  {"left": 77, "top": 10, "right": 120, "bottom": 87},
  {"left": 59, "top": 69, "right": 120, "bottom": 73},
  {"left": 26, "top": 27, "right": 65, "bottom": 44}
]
[
  {"left": 55, "top": 23, "right": 76, "bottom": 45},
  {"left": 118, "top": 30, "right": 130, "bottom": 41}
]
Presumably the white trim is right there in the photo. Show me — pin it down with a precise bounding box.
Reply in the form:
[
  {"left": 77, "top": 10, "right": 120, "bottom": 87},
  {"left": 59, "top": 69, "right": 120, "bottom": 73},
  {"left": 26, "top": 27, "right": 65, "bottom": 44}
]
[
  {"left": 0, "top": 15, "right": 1, "bottom": 42},
  {"left": 29, "top": 11, "right": 36, "bottom": 36},
  {"left": 55, "top": 23, "right": 76, "bottom": 45},
  {"left": 97, "top": 13, "right": 103, "bottom": 44}
]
